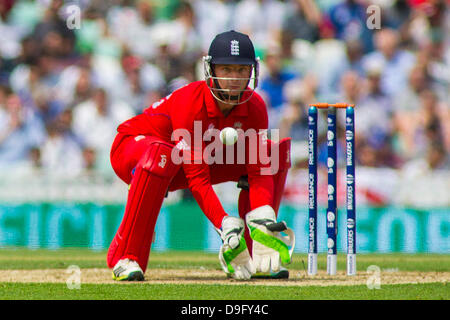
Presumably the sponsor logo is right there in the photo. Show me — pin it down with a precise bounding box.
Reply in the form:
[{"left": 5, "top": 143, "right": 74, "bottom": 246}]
[
  {"left": 346, "top": 142, "right": 353, "bottom": 165},
  {"left": 308, "top": 174, "right": 315, "bottom": 209},
  {"left": 347, "top": 218, "right": 355, "bottom": 229},
  {"left": 327, "top": 130, "right": 334, "bottom": 141},
  {"left": 347, "top": 186, "right": 354, "bottom": 210},
  {"left": 327, "top": 184, "right": 335, "bottom": 195},
  {"left": 308, "top": 130, "right": 315, "bottom": 165},
  {"left": 347, "top": 174, "right": 354, "bottom": 184},
  {"left": 327, "top": 211, "right": 335, "bottom": 222},
  {"left": 158, "top": 154, "right": 167, "bottom": 168},
  {"left": 327, "top": 238, "right": 335, "bottom": 249},
  {"left": 233, "top": 121, "right": 242, "bottom": 129},
  {"left": 204, "top": 123, "right": 216, "bottom": 140},
  {"left": 309, "top": 218, "right": 315, "bottom": 251},
  {"left": 327, "top": 157, "right": 335, "bottom": 169},
  {"left": 346, "top": 130, "right": 353, "bottom": 140},
  {"left": 175, "top": 139, "right": 190, "bottom": 151},
  {"left": 348, "top": 229, "right": 355, "bottom": 252}
]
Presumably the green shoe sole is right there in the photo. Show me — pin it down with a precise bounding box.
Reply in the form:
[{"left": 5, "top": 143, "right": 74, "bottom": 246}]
[
  {"left": 112, "top": 271, "right": 145, "bottom": 281},
  {"left": 252, "top": 269, "right": 289, "bottom": 279}
]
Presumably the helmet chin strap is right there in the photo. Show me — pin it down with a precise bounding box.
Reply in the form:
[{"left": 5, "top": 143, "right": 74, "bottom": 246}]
[
  {"left": 213, "top": 87, "right": 245, "bottom": 105},
  {"left": 215, "top": 88, "right": 242, "bottom": 104}
]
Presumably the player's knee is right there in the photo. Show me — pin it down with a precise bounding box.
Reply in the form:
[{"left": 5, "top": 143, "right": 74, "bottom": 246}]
[{"left": 136, "top": 141, "right": 181, "bottom": 178}]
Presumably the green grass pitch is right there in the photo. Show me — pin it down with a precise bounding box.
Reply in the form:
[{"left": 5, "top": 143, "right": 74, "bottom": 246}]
[{"left": 0, "top": 249, "right": 448, "bottom": 300}]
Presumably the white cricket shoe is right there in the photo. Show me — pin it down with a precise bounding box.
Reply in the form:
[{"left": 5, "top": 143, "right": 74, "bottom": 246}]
[{"left": 112, "top": 259, "right": 145, "bottom": 281}]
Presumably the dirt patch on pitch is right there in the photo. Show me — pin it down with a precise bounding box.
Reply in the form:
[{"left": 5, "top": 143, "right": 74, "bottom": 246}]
[{"left": 1, "top": 268, "right": 448, "bottom": 287}]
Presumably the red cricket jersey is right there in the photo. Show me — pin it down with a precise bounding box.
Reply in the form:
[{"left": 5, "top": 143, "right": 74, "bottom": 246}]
[{"left": 115, "top": 81, "right": 274, "bottom": 228}]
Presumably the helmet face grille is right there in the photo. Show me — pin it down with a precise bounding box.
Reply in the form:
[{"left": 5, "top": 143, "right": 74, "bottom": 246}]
[{"left": 203, "top": 56, "right": 259, "bottom": 105}]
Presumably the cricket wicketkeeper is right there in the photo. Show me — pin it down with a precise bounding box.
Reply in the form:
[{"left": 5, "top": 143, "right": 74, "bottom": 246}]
[{"left": 107, "top": 30, "right": 295, "bottom": 281}]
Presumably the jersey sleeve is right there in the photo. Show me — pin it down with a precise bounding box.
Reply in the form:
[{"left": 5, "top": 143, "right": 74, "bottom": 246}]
[
  {"left": 245, "top": 97, "right": 275, "bottom": 210},
  {"left": 170, "top": 92, "right": 227, "bottom": 229}
]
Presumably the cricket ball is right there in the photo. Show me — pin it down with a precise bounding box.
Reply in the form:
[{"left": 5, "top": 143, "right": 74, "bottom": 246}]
[{"left": 220, "top": 127, "right": 238, "bottom": 145}]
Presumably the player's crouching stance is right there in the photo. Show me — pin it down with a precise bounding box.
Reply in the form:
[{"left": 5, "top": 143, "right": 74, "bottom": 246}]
[{"left": 108, "top": 30, "right": 295, "bottom": 281}]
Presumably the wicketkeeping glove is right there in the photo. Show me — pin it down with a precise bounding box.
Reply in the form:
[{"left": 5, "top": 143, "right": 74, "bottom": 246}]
[
  {"left": 245, "top": 205, "right": 295, "bottom": 273},
  {"left": 217, "top": 216, "right": 255, "bottom": 280}
]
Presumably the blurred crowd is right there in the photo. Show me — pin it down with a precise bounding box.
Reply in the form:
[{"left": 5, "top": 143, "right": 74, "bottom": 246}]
[{"left": 0, "top": 0, "right": 449, "bottom": 181}]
